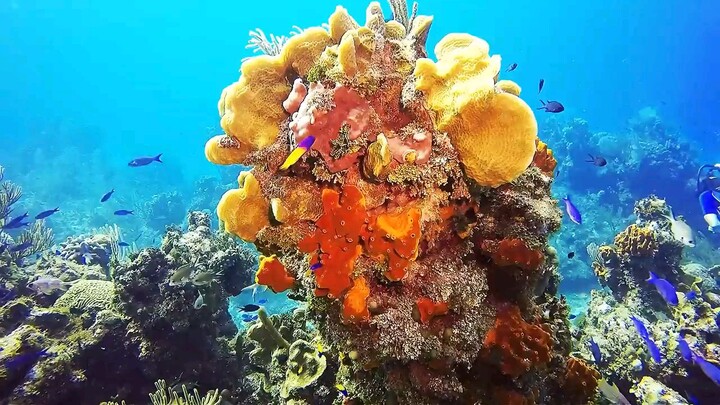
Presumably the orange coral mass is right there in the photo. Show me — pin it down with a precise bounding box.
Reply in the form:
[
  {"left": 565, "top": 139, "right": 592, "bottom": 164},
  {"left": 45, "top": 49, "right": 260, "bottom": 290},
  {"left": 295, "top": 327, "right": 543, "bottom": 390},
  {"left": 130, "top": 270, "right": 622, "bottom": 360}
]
[
  {"left": 415, "top": 297, "right": 449, "bottom": 324},
  {"left": 488, "top": 238, "right": 544, "bottom": 271},
  {"left": 342, "top": 276, "right": 371, "bottom": 323},
  {"left": 532, "top": 140, "right": 557, "bottom": 175},
  {"left": 298, "top": 185, "right": 369, "bottom": 298},
  {"left": 256, "top": 255, "right": 295, "bottom": 293},
  {"left": 562, "top": 357, "right": 600, "bottom": 404},
  {"left": 366, "top": 206, "right": 422, "bottom": 281},
  {"left": 483, "top": 304, "right": 552, "bottom": 377}
]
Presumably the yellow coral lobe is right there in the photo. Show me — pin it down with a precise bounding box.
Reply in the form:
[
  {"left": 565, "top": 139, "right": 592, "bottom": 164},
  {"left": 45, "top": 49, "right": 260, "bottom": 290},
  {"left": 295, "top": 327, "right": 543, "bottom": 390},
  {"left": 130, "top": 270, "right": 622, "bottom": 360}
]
[
  {"left": 384, "top": 20, "right": 406, "bottom": 39},
  {"left": 414, "top": 33, "right": 537, "bottom": 187},
  {"left": 281, "top": 27, "right": 333, "bottom": 77},
  {"left": 219, "top": 55, "right": 289, "bottom": 150},
  {"left": 204, "top": 135, "right": 251, "bottom": 165},
  {"left": 328, "top": 5, "right": 360, "bottom": 43},
  {"left": 495, "top": 80, "right": 522, "bottom": 96},
  {"left": 217, "top": 171, "right": 270, "bottom": 242}
]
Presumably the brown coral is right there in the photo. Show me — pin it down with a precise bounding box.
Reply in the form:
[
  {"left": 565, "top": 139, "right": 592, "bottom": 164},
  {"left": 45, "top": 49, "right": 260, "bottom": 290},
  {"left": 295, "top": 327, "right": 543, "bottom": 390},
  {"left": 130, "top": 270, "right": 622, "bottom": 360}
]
[
  {"left": 482, "top": 304, "right": 552, "bottom": 377},
  {"left": 561, "top": 357, "right": 600, "bottom": 404},
  {"left": 484, "top": 238, "right": 545, "bottom": 271}
]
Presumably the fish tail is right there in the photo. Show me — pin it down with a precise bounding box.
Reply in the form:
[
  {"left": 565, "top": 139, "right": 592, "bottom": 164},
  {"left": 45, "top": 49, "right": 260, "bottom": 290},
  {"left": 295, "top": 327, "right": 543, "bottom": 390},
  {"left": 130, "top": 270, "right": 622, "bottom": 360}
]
[
  {"left": 280, "top": 147, "right": 307, "bottom": 170},
  {"left": 154, "top": 153, "right": 163, "bottom": 163},
  {"left": 647, "top": 271, "right": 657, "bottom": 282}
]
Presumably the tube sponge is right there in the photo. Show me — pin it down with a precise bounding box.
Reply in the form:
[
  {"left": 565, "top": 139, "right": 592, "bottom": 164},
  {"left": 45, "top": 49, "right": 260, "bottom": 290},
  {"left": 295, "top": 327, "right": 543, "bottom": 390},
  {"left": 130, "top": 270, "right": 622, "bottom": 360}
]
[{"left": 413, "top": 33, "right": 537, "bottom": 187}]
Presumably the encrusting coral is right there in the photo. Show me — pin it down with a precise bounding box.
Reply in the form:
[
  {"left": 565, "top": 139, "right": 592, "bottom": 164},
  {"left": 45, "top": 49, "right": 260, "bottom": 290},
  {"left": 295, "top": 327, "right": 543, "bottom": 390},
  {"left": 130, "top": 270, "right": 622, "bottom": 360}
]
[{"left": 207, "top": 1, "right": 573, "bottom": 403}]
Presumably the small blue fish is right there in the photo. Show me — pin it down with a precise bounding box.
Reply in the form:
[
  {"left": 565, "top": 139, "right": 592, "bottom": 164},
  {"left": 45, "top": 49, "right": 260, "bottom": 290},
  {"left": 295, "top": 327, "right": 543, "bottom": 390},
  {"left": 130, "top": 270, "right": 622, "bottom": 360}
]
[
  {"left": 716, "top": 312, "right": 720, "bottom": 329},
  {"left": 336, "top": 384, "right": 348, "bottom": 398},
  {"left": 686, "top": 290, "right": 698, "bottom": 300},
  {"left": 589, "top": 337, "right": 602, "bottom": 364},
  {"left": 538, "top": 78, "right": 545, "bottom": 94},
  {"left": 100, "top": 189, "right": 115, "bottom": 203},
  {"left": 114, "top": 210, "right": 134, "bottom": 216},
  {"left": 241, "top": 314, "right": 258, "bottom": 322},
  {"left": 647, "top": 271, "right": 679, "bottom": 306},
  {"left": 128, "top": 154, "right": 163, "bottom": 167},
  {"left": 35, "top": 208, "right": 59, "bottom": 220},
  {"left": 239, "top": 304, "right": 261, "bottom": 312},
  {"left": 644, "top": 337, "right": 662, "bottom": 363},
  {"left": 310, "top": 262, "right": 322, "bottom": 271},
  {"left": 537, "top": 100, "right": 565, "bottom": 113},
  {"left": 118, "top": 242, "right": 130, "bottom": 247},
  {"left": 3, "top": 348, "right": 49, "bottom": 370},
  {"left": 677, "top": 336, "right": 692, "bottom": 362},
  {"left": 9, "top": 241, "right": 32, "bottom": 252},
  {"left": 54, "top": 249, "right": 61, "bottom": 256},
  {"left": 693, "top": 354, "right": 720, "bottom": 386},
  {"left": 2, "top": 212, "right": 29, "bottom": 230},
  {"left": 258, "top": 299, "right": 268, "bottom": 305},
  {"left": 630, "top": 316, "right": 650, "bottom": 340},
  {"left": 506, "top": 63, "right": 517, "bottom": 72},
  {"left": 562, "top": 196, "right": 582, "bottom": 224}
]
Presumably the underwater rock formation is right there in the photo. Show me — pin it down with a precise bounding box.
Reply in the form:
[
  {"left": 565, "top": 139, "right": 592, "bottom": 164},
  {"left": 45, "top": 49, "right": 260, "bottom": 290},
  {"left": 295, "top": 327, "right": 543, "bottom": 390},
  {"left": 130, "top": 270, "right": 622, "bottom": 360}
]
[
  {"left": 0, "top": 211, "right": 257, "bottom": 404},
  {"left": 579, "top": 196, "right": 720, "bottom": 404},
  {"left": 205, "top": 2, "right": 583, "bottom": 403}
]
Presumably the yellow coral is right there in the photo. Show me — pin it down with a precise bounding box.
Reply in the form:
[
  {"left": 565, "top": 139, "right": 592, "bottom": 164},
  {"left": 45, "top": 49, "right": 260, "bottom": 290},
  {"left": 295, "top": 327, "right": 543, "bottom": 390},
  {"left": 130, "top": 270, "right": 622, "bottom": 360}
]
[
  {"left": 328, "top": 6, "right": 360, "bottom": 43},
  {"left": 219, "top": 56, "right": 289, "bottom": 151},
  {"left": 413, "top": 33, "right": 537, "bottom": 187},
  {"left": 614, "top": 224, "right": 658, "bottom": 257},
  {"left": 362, "top": 133, "right": 392, "bottom": 180},
  {"left": 204, "top": 135, "right": 251, "bottom": 165},
  {"left": 217, "top": 171, "right": 270, "bottom": 242},
  {"left": 281, "top": 27, "right": 333, "bottom": 77},
  {"left": 495, "top": 80, "right": 521, "bottom": 96}
]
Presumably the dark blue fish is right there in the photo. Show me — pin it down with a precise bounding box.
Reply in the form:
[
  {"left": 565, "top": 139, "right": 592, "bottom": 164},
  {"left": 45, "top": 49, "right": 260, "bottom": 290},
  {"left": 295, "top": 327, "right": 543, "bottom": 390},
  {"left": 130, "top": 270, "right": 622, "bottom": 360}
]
[
  {"left": 54, "top": 249, "right": 61, "bottom": 256},
  {"left": 686, "top": 290, "right": 698, "bottom": 300},
  {"left": 3, "top": 348, "right": 49, "bottom": 370},
  {"left": 9, "top": 241, "right": 32, "bottom": 252},
  {"left": 239, "top": 304, "right": 260, "bottom": 312},
  {"left": 562, "top": 196, "right": 582, "bottom": 224},
  {"left": 647, "top": 271, "right": 679, "bottom": 306},
  {"left": 506, "top": 63, "right": 517, "bottom": 72},
  {"left": 241, "top": 314, "right": 258, "bottom": 322},
  {"left": 585, "top": 154, "right": 607, "bottom": 167},
  {"left": 258, "top": 299, "right": 268, "bottom": 305},
  {"left": 114, "top": 210, "right": 134, "bottom": 216},
  {"left": 693, "top": 354, "right": 720, "bottom": 386},
  {"left": 35, "top": 208, "right": 59, "bottom": 220},
  {"left": 128, "top": 154, "right": 163, "bottom": 167},
  {"left": 677, "top": 336, "right": 692, "bottom": 362},
  {"left": 118, "top": 242, "right": 130, "bottom": 247},
  {"left": 537, "top": 100, "right": 565, "bottom": 113},
  {"left": 100, "top": 189, "right": 115, "bottom": 203},
  {"left": 2, "top": 212, "right": 29, "bottom": 230},
  {"left": 716, "top": 312, "right": 720, "bottom": 329},
  {"left": 630, "top": 316, "right": 650, "bottom": 340},
  {"left": 569, "top": 313, "right": 577, "bottom": 320},
  {"left": 538, "top": 79, "right": 544, "bottom": 93},
  {"left": 310, "top": 262, "right": 322, "bottom": 271},
  {"left": 0, "top": 243, "right": 7, "bottom": 254},
  {"left": 685, "top": 391, "right": 699, "bottom": 405},
  {"left": 644, "top": 337, "right": 662, "bottom": 363},
  {"left": 589, "top": 337, "right": 602, "bottom": 364}
]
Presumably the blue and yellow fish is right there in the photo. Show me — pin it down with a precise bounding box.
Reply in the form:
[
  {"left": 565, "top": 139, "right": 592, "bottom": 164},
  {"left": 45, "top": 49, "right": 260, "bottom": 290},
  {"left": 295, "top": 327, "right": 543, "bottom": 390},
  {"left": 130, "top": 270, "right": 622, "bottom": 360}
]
[{"left": 280, "top": 136, "right": 315, "bottom": 170}]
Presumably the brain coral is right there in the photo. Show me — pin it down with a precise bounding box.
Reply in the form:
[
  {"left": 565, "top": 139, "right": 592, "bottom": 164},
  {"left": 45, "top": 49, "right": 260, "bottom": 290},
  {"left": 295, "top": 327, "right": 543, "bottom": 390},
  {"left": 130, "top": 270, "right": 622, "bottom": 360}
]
[
  {"left": 53, "top": 279, "right": 115, "bottom": 314},
  {"left": 207, "top": 2, "right": 565, "bottom": 403}
]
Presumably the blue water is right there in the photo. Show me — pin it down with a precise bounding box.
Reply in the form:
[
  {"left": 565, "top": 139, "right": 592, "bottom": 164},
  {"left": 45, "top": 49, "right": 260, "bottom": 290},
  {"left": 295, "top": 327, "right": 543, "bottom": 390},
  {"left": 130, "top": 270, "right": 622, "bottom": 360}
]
[{"left": 1, "top": 0, "right": 719, "bottom": 310}]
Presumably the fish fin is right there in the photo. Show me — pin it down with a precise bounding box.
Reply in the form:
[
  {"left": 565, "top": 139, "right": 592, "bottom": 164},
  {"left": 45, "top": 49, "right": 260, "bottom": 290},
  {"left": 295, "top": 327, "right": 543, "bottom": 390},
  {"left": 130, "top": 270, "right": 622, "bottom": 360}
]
[
  {"left": 154, "top": 153, "right": 163, "bottom": 162},
  {"left": 647, "top": 271, "right": 658, "bottom": 282}
]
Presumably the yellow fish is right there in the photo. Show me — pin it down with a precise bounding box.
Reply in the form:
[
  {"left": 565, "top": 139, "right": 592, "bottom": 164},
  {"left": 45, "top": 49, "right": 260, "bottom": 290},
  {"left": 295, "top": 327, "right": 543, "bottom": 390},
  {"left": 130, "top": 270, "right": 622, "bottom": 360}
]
[{"left": 280, "top": 135, "right": 315, "bottom": 170}]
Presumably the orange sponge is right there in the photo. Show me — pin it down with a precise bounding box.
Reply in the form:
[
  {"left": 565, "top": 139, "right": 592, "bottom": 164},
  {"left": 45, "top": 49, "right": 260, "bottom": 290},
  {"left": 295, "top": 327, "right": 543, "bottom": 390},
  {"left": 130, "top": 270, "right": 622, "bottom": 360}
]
[
  {"left": 366, "top": 207, "right": 422, "bottom": 281},
  {"left": 342, "top": 276, "right": 371, "bottom": 323},
  {"left": 256, "top": 255, "right": 295, "bottom": 293},
  {"left": 414, "top": 297, "right": 449, "bottom": 324}
]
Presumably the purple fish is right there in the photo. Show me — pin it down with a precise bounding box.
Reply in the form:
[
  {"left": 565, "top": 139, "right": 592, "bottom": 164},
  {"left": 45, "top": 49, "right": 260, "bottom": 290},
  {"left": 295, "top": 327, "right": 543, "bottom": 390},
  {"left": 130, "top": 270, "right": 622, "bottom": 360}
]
[
  {"left": 537, "top": 100, "right": 564, "bottom": 113},
  {"left": 100, "top": 189, "right": 115, "bottom": 202},
  {"left": 35, "top": 208, "right": 59, "bottom": 220},
  {"left": 677, "top": 336, "right": 692, "bottom": 362},
  {"left": 310, "top": 262, "right": 322, "bottom": 271},
  {"left": 585, "top": 154, "right": 607, "bottom": 167},
  {"left": 562, "top": 196, "right": 582, "bottom": 224},
  {"left": 3, "top": 348, "right": 49, "bottom": 370},
  {"left": 114, "top": 210, "right": 134, "bottom": 216},
  {"left": 2, "top": 212, "right": 29, "bottom": 230},
  {"left": 589, "top": 337, "right": 601, "bottom": 364},
  {"left": 686, "top": 290, "right": 698, "bottom": 300},
  {"left": 9, "top": 241, "right": 32, "bottom": 252},
  {"left": 128, "top": 154, "right": 162, "bottom": 167},
  {"left": 644, "top": 337, "right": 662, "bottom": 363},
  {"left": 647, "top": 271, "right": 679, "bottom": 306},
  {"left": 630, "top": 316, "right": 650, "bottom": 340},
  {"left": 693, "top": 354, "right": 720, "bottom": 386}
]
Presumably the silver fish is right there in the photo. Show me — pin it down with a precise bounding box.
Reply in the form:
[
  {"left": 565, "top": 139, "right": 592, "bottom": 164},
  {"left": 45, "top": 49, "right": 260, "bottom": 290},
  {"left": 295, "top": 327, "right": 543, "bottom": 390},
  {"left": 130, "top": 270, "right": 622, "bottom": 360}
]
[
  {"left": 598, "top": 379, "right": 631, "bottom": 405},
  {"left": 240, "top": 283, "right": 268, "bottom": 302},
  {"left": 28, "top": 276, "right": 74, "bottom": 295},
  {"left": 169, "top": 263, "right": 195, "bottom": 286},
  {"left": 191, "top": 270, "right": 218, "bottom": 286},
  {"left": 193, "top": 291, "right": 205, "bottom": 309},
  {"left": 665, "top": 209, "right": 695, "bottom": 247}
]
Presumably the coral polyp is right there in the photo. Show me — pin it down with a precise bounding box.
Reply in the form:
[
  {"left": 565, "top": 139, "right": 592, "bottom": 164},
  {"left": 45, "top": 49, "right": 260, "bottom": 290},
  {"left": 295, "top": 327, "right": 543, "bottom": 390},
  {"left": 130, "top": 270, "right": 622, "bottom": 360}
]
[{"left": 207, "top": 2, "right": 570, "bottom": 403}]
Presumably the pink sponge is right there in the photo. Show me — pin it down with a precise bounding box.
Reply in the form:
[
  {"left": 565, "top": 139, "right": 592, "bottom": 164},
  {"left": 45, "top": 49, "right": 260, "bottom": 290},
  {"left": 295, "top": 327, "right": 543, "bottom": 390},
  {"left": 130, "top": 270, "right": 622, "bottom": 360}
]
[{"left": 283, "top": 78, "right": 308, "bottom": 114}]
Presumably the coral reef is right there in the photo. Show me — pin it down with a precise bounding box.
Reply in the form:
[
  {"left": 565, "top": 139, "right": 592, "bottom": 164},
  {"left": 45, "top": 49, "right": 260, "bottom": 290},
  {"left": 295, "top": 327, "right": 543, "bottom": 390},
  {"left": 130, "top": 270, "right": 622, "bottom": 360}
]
[
  {"left": 205, "top": 2, "right": 577, "bottom": 403},
  {"left": 0, "top": 211, "right": 257, "bottom": 404}
]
